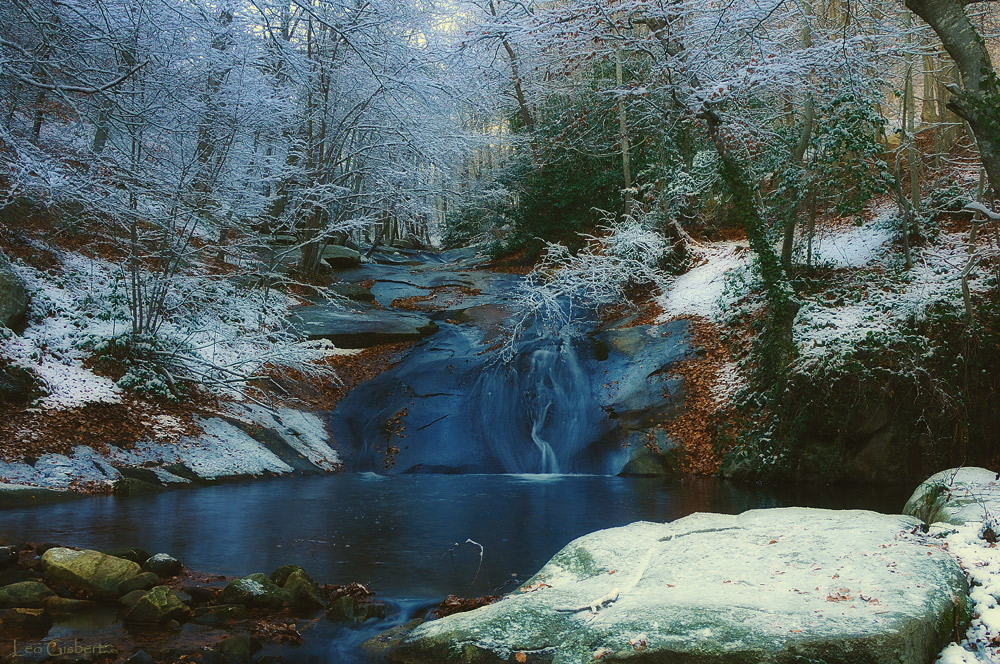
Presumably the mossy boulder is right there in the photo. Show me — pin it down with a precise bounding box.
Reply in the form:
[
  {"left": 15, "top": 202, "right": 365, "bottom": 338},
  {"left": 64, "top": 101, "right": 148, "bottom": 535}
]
[
  {"left": 0, "top": 581, "right": 55, "bottom": 608},
  {"left": 41, "top": 547, "right": 142, "bottom": 598},
  {"left": 118, "top": 572, "right": 160, "bottom": 595},
  {"left": 124, "top": 585, "right": 191, "bottom": 624},
  {"left": 219, "top": 573, "right": 290, "bottom": 610},
  {"left": 143, "top": 553, "right": 182, "bottom": 577},
  {"left": 389, "top": 508, "right": 969, "bottom": 664}
]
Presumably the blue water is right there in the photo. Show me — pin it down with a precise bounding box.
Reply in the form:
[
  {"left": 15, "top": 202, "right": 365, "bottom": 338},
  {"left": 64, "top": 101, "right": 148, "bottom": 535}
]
[{"left": 0, "top": 473, "right": 913, "bottom": 662}]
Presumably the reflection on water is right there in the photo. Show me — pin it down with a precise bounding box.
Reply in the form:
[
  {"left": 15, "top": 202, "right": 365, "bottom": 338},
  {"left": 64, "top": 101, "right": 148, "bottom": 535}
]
[{"left": 0, "top": 473, "right": 915, "bottom": 662}]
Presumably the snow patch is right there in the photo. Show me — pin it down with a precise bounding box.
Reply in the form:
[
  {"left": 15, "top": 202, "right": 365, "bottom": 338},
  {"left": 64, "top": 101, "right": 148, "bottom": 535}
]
[{"left": 656, "top": 242, "right": 751, "bottom": 321}]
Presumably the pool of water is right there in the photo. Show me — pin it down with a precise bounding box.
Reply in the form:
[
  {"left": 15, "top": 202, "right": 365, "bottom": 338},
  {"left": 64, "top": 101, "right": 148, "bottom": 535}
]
[{"left": 0, "top": 473, "right": 916, "bottom": 661}]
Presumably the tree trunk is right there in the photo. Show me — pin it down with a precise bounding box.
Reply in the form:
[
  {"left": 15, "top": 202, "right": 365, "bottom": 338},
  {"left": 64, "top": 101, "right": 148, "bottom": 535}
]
[{"left": 906, "top": 0, "right": 1000, "bottom": 202}]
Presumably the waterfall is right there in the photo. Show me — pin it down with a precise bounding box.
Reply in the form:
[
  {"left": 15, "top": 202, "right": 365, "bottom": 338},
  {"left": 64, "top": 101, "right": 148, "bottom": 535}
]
[{"left": 529, "top": 400, "right": 560, "bottom": 474}]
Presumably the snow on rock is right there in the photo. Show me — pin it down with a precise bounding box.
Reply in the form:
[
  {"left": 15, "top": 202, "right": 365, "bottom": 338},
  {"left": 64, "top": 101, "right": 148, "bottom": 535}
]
[
  {"left": 902, "top": 467, "right": 1000, "bottom": 664},
  {"left": 393, "top": 508, "right": 968, "bottom": 664},
  {"left": 656, "top": 241, "right": 751, "bottom": 321}
]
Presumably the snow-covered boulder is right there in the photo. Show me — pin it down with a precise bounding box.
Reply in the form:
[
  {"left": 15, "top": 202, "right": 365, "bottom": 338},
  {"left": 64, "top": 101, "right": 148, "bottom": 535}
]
[
  {"left": 390, "top": 508, "right": 968, "bottom": 664},
  {"left": 904, "top": 467, "right": 1000, "bottom": 527}
]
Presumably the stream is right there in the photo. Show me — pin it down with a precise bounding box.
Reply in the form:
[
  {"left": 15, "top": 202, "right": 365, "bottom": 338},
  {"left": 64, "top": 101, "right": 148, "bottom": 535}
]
[
  {"left": 0, "top": 474, "right": 912, "bottom": 662},
  {"left": 0, "top": 248, "right": 916, "bottom": 661}
]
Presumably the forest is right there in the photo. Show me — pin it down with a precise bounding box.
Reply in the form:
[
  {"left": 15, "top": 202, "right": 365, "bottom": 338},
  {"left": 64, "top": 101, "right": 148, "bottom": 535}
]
[{"left": 1, "top": 0, "right": 1000, "bottom": 663}]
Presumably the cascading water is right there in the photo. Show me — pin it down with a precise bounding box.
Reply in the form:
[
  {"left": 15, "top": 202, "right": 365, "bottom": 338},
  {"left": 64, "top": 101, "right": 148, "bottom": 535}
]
[{"left": 326, "top": 255, "right": 694, "bottom": 476}]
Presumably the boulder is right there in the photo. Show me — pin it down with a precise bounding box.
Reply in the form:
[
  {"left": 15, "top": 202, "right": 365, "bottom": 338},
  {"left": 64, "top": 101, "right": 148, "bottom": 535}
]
[
  {"left": 118, "top": 572, "right": 160, "bottom": 595},
  {"left": 330, "top": 282, "right": 377, "bottom": 303},
  {"left": 0, "top": 607, "right": 52, "bottom": 631},
  {"left": 0, "top": 581, "right": 55, "bottom": 608},
  {"left": 191, "top": 603, "right": 248, "bottom": 627},
  {"left": 143, "top": 553, "right": 182, "bottom": 577},
  {"left": 269, "top": 564, "right": 306, "bottom": 587},
  {"left": 44, "top": 596, "right": 95, "bottom": 616},
  {"left": 213, "top": 634, "right": 262, "bottom": 664},
  {"left": 118, "top": 589, "right": 147, "bottom": 609},
  {"left": 42, "top": 547, "right": 142, "bottom": 597},
  {"left": 292, "top": 306, "right": 438, "bottom": 348},
  {"left": 101, "top": 547, "right": 151, "bottom": 565},
  {"left": 390, "top": 508, "right": 969, "bottom": 664},
  {"left": 282, "top": 569, "right": 325, "bottom": 611},
  {"left": 0, "top": 251, "right": 27, "bottom": 329},
  {"left": 0, "top": 545, "right": 18, "bottom": 566},
  {"left": 327, "top": 594, "right": 387, "bottom": 623},
  {"left": 321, "top": 245, "right": 362, "bottom": 270},
  {"left": 903, "top": 467, "right": 1000, "bottom": 527},
  {"left": 124, "top": 585, "right": 191, "bottom": 624},
  {"left": 219, "top": 573, "right": 290, "bottom": 610}
]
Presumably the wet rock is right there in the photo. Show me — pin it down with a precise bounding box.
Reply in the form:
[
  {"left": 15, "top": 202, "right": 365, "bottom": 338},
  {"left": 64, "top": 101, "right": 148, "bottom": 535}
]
[
  {"left": 390, "top": 508, "right": 969, "bottom": 664},
  {"left": 0, "top": 607, "right": 52, "bottom": 631},
  {"left": 327, "top": 594, "right": 387, "bottom": 623},
  {"left": 124, "top": 651, "right": 155, "bottom": 664},
  {"left": 322, "top": 245, "right": 362, "bottom": 270},
  {"left": 113, "top": 478, "right": 166, "bottom": 496},
  {"left": 292, "top": 306, "right": 437, "bottom": 348},
  {"left": 219, "top": 573, "right": 290, "bottom": 610},
  {"left": 362, "top": 619, "right": 425, "bottom": 656},
  {"left": 0, "top": 581, "right": 55, "bottom": 608},
  {"left": 213, "top": 634, "right": 262, "bottom": 664},
  {"left": 268, "top": 564, "right": 305, "bottom": 587},
  {"left": 118, "top": 572, "right": 160, "bottom": 595},
  {"left": 124, "top": 586, "right": 191, "bottom": 625},
  {"left": 101, "top": 547, "right": 151, "bottom": 565},
  {"left": 191, "top": 603, "right": 248, "bottom": 627},
  {"left": 43, "top": 596, "right": 95, "bottom": 616},
  {"left": 118, "top": 589, "right": 147, "bottom": 609},
  {"left": 904, "top": 467, "right": 1000, "bottom": 527},
  {"left": 282, "top": 569, "right": 325, "bottom": 611},
  {"left": 330, "top": 282, "right": 376, "bottom": 303},
  {"left": 41, "top": 547, "right": 142, "bottom": 598},
  {"left": 181, "top": 585, "right": 216, "bottom": 606},
  {"left": 142, "top": 553, "right": 182, "bottom": 577},
  {"left": 0, "top": 545, "right": 17, "bottom": 566},
  {"left": 0, "top": 250, "right": 28, "bottom": 329}
]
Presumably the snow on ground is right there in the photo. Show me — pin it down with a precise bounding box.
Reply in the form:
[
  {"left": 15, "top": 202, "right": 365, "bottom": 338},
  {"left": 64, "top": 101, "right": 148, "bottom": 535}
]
[
  {"left": 806, "top": 217, "right": 895, "bottom": 268},
  {"left": 656, "top": 241, "right": 752, "bottom": 320},
  {"left": 2, "top": 252, "right": 122, "bottom": 408},
  {"left": 931, "top": 522, "right": 1000, "bottom": 663}
]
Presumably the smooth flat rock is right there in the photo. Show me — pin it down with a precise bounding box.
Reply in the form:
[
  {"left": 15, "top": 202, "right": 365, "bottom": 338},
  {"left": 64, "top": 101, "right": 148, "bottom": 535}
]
[
  {"left": 903, "top": 466, "right": 1000, "bottom": 527},
  {"left": 292, "top": 306, "right": 438, "bottom": 348},
  {"left": 389, "top": 507, "right": 968, "bottom": 664},
  {"left": 42, "top": 547, "right": 142, "bottom": 598}
]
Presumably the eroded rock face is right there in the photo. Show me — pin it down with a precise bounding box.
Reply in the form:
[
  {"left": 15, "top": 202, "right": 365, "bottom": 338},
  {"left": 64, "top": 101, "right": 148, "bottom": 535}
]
[
  {"left": 904, "top": 467, "right": 1000, "bottom": 527},
  {"left": 390, "top": 508, "right": 968, "bottom": 664},
  {"left": 291, "top": 306, "right": 438, "bottom": 348},
  {"left": 41, "top": 547, "right": 142, "bottom": 598},
  {"left": 0, "top": 251, "right": 27, "bottom": 329}
]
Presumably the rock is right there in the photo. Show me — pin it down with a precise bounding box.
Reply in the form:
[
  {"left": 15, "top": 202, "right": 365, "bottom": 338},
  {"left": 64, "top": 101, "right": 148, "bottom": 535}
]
[
  {"left": 327, "top": 594, "right": 387, "bottom": 623},
  {"left": 102, "top": 547, "right": 152, "bottom": 565},
  {"left": 191, "top": 603, "right": 248, "bottom": 627},
  {"left": 118, "top": 589, "right": 147, "bottom": 609},
  {"left": 362, "top": 619, "right": 425, "bottom": 656},
  {"left": 904, "top": 467, "right": 1000, "bottom": 527},
  {"left": 0, "top": 545, "right": 17, "bottom": 566},
  {"left": 124, "top": 585, "right": 191, "bottom": 624},
  {"left": 282, "top": 569, "right": 325, "bottom": 611},
  {"left": 0, "top": 250, "right": 27, "bottom": 329},
  {"left": 113, "top": 477, "right": 166, "bottom": 496},
  {"left": 330, "top": 282, "right": 376, "bottom": 303},
  {"left": 0, "top": 581, "right": 55, "bottom": 608},
  {"left": 0, "top": 607, "right": 52, "bottom": 631},
  {"left": 43, "top": 596, "right": 95, "bottom": 616},
  {"left": 292, "top": 306, "right": 438, "bottom": 348},
  {"left": 181, "top": 585, "right": 216, "bottom": 606},
  {"left": 118, "top": 572, "right": 160, "bottom": 595},
  {"left": 321, "top": 244, "right": 362, "bottom": 270},
  {"left": 269, "top": 564, "right": 306, "bottom": 587},
  {"left": 42, "top": 547, "right": 142, "bottom": 598},
  {"left": 143, "top": 553, "right": 182, "bottom": 577},
  {"left": 214, "top": 634, "right": 262, "bottom": 664},
  {"left": 219, "top": 573, "right": 290, "bottom": 610},
  {"left": 389, "top": 508, "right": 969, "bottom": 664},
  {"left": 0, "top": 484, "right": 81, "bottom": 508},
  {"left": 124, "top": 651, "right": 155, "bottom": 664}
]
